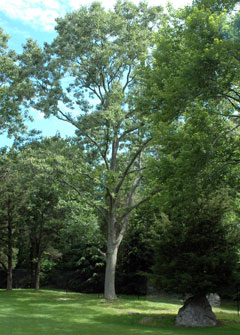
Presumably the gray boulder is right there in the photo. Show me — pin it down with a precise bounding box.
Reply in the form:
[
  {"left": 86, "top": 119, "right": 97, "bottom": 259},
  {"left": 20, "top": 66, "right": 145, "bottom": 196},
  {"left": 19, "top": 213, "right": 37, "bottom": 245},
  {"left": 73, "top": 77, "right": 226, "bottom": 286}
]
[
  {"left": 176, "top": 295, "right": 217, "bottom": 327},
  {"left": 207, "top": 293, "right": 221, "bottom": 307}
]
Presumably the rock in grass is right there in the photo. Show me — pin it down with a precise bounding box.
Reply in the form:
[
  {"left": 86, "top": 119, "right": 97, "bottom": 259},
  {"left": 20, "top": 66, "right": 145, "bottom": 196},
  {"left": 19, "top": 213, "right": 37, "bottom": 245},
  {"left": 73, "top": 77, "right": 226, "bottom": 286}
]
[
  {"left": 176, "top": 295, "right": 217, "bottom": 327},
  {"left": 207, "top": 293, "right": 221, "bottom": 307},
  {"left": 126, "top": 311, "right": 140, "bottom": 315},
  {"left": 140, "top": 317, "right": 153, "bottom": 324}
]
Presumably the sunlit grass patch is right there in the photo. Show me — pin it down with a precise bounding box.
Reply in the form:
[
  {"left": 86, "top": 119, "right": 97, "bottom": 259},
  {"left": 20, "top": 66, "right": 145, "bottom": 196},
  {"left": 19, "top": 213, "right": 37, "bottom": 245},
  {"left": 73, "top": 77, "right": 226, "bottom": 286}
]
[{"left": 0, "top": 289, "right": 239, "bottom": 335}]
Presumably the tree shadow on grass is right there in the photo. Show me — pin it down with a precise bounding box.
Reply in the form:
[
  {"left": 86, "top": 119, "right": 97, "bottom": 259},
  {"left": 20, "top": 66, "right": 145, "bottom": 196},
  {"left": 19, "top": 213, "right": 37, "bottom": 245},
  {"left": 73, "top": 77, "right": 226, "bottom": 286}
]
[
  {"left": 93, "top": 310, "right": 240, "bottom": 335},
  {"left": 1, "top": 291, "right": 240, "bottom": 335}
]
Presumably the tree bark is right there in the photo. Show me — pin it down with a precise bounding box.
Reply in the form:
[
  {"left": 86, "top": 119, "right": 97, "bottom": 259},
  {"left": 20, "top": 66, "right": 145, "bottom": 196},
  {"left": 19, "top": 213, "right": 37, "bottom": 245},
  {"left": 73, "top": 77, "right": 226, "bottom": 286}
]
[
  {"left": 34, "top": 256, "right": 41, "bottom": 291},
  {"left": 7, "top": 198, "right": 13, "bottom": 291},
  {"left": 103, "top": 173, "right": 146, "bottom": 299},
  {"left": 34, "top": 238, "right": 42, "bottom": 291},
  {"left": 7, "top": 267, "right": 13, "bottom": 291},
  {"left": 104, "top": 241, "right": 119, "bottom": 300},
  {"left": 7, "top": 250, "right": 13, "bottom": 291},
  {"left": 30, "top": 238, "right": 35, "bottom": 288},
  {"left": 104, "top": 207, "right": 124, "bottom": 300},
  {"left": 34, "top": 218, "right": 43, "bottom": 291}
]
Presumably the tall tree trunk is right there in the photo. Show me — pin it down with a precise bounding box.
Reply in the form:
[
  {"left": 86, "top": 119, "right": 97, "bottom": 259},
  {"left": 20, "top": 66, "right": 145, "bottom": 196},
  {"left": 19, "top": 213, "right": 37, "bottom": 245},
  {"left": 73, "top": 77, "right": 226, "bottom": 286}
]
[
  {"left": 104, "top": 241, "right": 119, "bottom": 300},
  {"left": 34, "top": 219, "right": 43, "bottom": 291},
  {"left": 35, "top": 256, "right": 41, "bottom": 291},
  {"left": 7, "top": 198, "right": 13, "bottom": 291},
  {"left": 104, "top": 210, "right": 124, "bottom": 300},
  {"left": 30, "top": 238, "right": 35, "bottom": 289},
  {"left": 7, "top": 264, "right": 13, "bottom": 290}
]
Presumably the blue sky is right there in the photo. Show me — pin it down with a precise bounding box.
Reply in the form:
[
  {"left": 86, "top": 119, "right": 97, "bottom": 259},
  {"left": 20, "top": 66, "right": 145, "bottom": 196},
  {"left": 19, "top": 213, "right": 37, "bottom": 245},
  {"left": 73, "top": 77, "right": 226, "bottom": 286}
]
[{"left": 0, "top": 0, "right": 191, "bottom": 147}]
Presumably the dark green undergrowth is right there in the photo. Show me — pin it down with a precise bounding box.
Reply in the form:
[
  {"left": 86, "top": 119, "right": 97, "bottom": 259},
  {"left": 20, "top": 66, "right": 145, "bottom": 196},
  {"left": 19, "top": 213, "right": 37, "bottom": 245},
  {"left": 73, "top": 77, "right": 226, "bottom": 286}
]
[{"left": 0, "top": 289, "right": 240, "bottom": 335}]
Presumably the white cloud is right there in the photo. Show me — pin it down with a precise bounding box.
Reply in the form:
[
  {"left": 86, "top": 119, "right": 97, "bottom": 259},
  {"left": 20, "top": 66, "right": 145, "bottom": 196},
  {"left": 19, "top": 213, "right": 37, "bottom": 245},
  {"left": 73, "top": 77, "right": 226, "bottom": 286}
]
[
  {"left": 69, "top": 0, "right": 192, "bottom": 11},
  {"left": 151, "top": 0, "right": 192, "bottom": 7},
  {"left": 28, "top": 108, "right": 45, "bottom": 121},
  {"left": 32, "top": 110, "right": 45, "bottom": 120},
  {"left": 37, "top": 112, "right": 45, "bottom": 120},
  {"left": 68, "top": 0, "right": 94, "bottom": 10},
  {"left": 0, "top": 0, "right": 65, "bottom": 31},
  {"left": 0, "top": 0, "right": 192, "bottom": 31}
]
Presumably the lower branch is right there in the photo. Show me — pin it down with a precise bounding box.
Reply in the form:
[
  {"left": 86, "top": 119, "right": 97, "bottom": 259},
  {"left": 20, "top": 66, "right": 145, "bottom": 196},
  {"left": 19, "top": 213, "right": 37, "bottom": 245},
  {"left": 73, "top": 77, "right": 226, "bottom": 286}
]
[
  {"left": 61, "top": 178, "right": 107, "bottom": 221},
  {"left": 119, "top": 188, "right": 161, "bottom": 224}
]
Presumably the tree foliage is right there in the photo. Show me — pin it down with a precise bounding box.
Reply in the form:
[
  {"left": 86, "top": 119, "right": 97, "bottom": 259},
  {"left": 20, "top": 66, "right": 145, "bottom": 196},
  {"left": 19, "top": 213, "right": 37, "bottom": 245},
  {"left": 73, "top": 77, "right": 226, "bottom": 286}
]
[
  {"left": 147, "top": 101, "right": 240, "bottom": 298},
  {"left": 140, "top": 1, "right": 240, "bottom": 123},
  {"left": 0, "top": 28, "right": 33, "bottom": 137},
  {"left": 152, "top": 189, "right": 240, "bottom": 297}
]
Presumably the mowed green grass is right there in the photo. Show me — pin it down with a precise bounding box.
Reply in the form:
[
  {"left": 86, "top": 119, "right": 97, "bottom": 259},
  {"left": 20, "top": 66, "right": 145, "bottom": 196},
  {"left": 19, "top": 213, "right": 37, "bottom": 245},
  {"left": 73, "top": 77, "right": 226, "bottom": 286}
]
[{"left": 0, "top": 289, "right": 240, "bottom": 335}]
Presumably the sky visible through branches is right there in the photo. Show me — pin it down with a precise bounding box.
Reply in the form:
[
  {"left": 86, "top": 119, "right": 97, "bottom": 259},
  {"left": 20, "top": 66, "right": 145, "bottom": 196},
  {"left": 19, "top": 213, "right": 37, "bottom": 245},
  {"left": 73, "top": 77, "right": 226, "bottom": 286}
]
[{"left": 0, "top": 0, "right": 191, "bottom": 147}]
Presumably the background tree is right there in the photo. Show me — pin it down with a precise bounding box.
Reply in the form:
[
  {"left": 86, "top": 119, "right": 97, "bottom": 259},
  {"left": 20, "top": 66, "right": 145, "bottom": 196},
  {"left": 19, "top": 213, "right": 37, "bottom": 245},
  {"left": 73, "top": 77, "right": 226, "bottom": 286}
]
[
  {"left": 20, "top": 0, "right": 163, "bottom": 300},
  {"left": 116, "top": 204, "right": 158, "bottom": 295},
  {"left": 0, "top": 149, "right": 23, "bottom": 290},
  {"left": 152, "top": 190, "right": 240, "bottom": 295},
  {"left": 140, "top": 0, "right": 240, "bottom": 124},
  {"left": 14, "top": 137, "right": 70, "bottom": 290},
  {"left": 0, "top": 28, "right": 32, "bottom": 138},
  {"left": 22, "top": 183, "right": 63, "bottom": 290},
  {"left": 147, "top": 101, "right": 240, "bottom": 324},
  {"left": 52, "top": 202, "right": 105, "bottom": 292}
]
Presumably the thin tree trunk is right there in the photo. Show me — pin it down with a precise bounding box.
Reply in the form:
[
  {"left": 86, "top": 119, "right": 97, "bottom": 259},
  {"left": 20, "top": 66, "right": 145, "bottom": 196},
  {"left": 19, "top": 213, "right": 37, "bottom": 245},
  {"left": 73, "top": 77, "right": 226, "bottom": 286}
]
[
  {"left": 35, "top": 256, "right": 41, "bottom": 291},
  {"left": 7, "top": 266, "right": 13, "bottom": 291},
  {"left": 7, "top": 198, "right": 13, "bottom": 291},
  {"left": 30, "top": 238, "right": 35, "bottom": 289},
  {"left": 34, "top": 239, "right": 42, "bottom": 291},
  {"left": 35, "top": 218, "right": 43, "bottom": 291}
]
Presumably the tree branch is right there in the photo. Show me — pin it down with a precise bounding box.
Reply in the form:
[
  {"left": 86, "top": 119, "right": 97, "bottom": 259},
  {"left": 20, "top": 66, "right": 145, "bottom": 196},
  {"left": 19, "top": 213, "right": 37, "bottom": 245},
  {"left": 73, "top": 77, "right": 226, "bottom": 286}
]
[
  {"left": 229, "top": 88, "right": 240, "bottom": 99},
  {"left": 115, "top": 187, "right": 161, "bottom": 245},
  {"left": 119, "top": 166, "right": 146, "bottom": 177},
  {"left": 119, "top": 188, "right": 161, "bottom": 223},
  {"left": 0, "top": 260, "right": 7, "bottom": 273},
  {"left": 115, "top": 137, "right": 152, "bottom": 194},
  {"left": 119, "top": 124, "right": 143, "bottom": 141},
  {"left": 212, "top": 123, "right": 240, "bottom": 146},
  {"left": 57, "top": 108, "right": 110, "bottom": 169},
  {"left": 103, "top": 123, "right": 110, "bottom": 166},
  {"left": 107, "top": 63, "right": 123, "bottom": 91},
  {"left": 100, "top": 68, "right": 108, "bottom": 95},
  {"left": 87, "top": 85, "right": 104, "bottom": 103},
  {"left": 122, "top": 65, "right": 132, "bottom": 93},
  {"left": 61, "top": 178, "right": 108, "bottom": 221},
  {"left": 222, "top": 93, "right": 240, "bottom": 104}
]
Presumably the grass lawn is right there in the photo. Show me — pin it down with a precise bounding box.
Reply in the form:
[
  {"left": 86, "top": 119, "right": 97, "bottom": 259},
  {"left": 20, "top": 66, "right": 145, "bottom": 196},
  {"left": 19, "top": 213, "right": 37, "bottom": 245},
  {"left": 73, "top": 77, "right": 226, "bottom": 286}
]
[{"left": 0, "top": 289, "right": 240, "bottom": 335}]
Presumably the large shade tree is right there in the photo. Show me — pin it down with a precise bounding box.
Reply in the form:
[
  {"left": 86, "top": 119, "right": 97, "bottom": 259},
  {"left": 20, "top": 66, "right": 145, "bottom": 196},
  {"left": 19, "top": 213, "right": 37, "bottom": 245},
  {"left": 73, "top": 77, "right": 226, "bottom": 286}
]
[
  {"left": 15, "top": 137, "right": 72, "bottom": 290},
  {"left": 20, "top": 1, "right": 162, "bottom": 299},
  {"left": 148, "top": 102, "right": 240, "bottom": 326},
  {"left": 140, "top": 0, "right": 240, "bottom": 124},
  {"left": 0, "top": 149, "right": 22, "bottom": 290}
]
